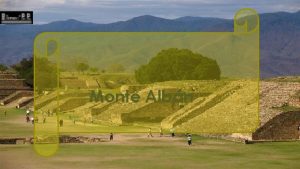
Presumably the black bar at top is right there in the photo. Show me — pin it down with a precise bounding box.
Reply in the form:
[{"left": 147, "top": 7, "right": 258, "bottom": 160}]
[{"left": 0, "top": 11, "right": 33, "bottom": 24}]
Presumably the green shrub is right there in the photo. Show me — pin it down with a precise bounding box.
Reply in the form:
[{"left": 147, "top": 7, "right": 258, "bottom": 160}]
[{"left": 135, "top": 48, "right": 220, "bottom": 83}]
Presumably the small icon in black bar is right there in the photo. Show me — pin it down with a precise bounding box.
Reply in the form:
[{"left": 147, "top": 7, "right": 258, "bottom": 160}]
[{"left": 0, "top": 11, "right": 33, "bottom": 24}]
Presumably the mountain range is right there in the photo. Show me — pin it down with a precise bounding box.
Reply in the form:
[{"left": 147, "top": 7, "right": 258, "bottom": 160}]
[{"left": 0, "top": 11, "right": 299, "bottom": 78}]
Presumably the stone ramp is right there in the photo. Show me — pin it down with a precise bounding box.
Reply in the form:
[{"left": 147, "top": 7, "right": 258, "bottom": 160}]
[
  {"left": 37, "top": 97, "right": 90, "bottom": 112},
  {"left": 35, "top": 91, "right": 90, "bottom": 111},
  {"left": 161, "top": 81, "right": 244, "bottom": 129},
  {"left": 0, "top": 91, "right": 33, "bottom": 106},
  {"left": 4, "top": 96, "right": 33, "bottom": 108},
  {"left": 18, "top": 97, "right": 34, "bottom": 108},
  {"left": 170, "top": 81, "right": 259, "bottom": 133}
]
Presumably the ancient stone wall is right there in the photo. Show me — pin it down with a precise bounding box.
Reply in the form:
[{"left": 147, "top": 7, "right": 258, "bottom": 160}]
[
  {"left": 0, "top": 74, "right": 18, "bottom": 79},
  {"left": 0, "top": 79, "right": 27, "bottom": 87},
  {"left": 0, "top": 73, "right": 32, "bottom": 100},
  {"left": 253, "top": 111, "right": 300, "bottom": 140},
  {"left": 259, "top": 82, "right": 300, "bottom": 126}
]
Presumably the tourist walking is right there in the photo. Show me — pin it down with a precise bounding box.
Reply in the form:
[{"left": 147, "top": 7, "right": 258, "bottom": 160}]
[
  {"left": 26, "top": 113, "right": 30, "bottom": 123},
  {"left": 30, "top": 117, "right": 34, "bottom": 124},
  {"left": 170, "top": 128, "right": 175, "bottom": 137},
  {"left": 187, "top": 134, "right": 192, "bottom": 146},
  {"left": 43, "top": 116, "right": 46, "bottom": 124},
  {"left": 110, "top": 133, "right": 114, "bottom": 141},
  {"left": 59, "top": 119, "right": 64, "bottom": 127},
  {"left": 298, "top": 124, "right": 300, "bottom": 139},
  {"left": 148, "top": 128, "right": 153, "bottom": 137}
]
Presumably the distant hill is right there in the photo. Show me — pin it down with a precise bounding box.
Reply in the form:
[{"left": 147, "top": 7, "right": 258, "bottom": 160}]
[{"left": 0, "top": 11, "right": 299, "bottom": 78}]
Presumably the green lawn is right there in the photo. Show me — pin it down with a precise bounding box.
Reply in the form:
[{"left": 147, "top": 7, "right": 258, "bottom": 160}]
[
  {"left": 0, "top": 107, "right": 157, "bottom": 137},
  {"left": 1, "top": 138, "right": 300, "bottom": 169},
  {"left": 1, "top": 108, "right": 300, "bottom": 169},
  {"left": 0, "top": 108, "right": 33, "bottom": 137}
]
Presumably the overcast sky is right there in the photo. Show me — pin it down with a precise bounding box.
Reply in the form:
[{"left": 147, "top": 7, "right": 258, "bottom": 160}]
[{"left": 1, "top": 0, "right": 299, "bottom": 24}]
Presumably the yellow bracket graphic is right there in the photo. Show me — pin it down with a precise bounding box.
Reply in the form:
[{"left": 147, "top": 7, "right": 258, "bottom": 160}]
[{"left": 34, "top": 8, "right": 260, "bottom": 156}]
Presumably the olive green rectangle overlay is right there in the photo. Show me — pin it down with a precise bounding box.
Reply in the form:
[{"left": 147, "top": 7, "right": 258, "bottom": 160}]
[{"left": 34, "top": 8, "right": 260, "bottom": 156}]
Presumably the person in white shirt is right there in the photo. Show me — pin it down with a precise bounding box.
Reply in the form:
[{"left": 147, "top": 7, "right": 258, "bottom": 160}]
[
  {"left": 30, "top": 117, "right": 34, "bottom": 124},
  {"left": 187, "top": 134, "right": 192, "bottom": 146}
]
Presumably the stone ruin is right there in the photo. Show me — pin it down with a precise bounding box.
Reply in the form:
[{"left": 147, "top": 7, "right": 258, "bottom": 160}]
[
  {"left": 0, "top": 72, "right": 32, "bottom": 107},
  {"left": 232, "top": 81, "right": 300, "bottom": 141},
  {"left": 253, "top": 111, "right": 300, "bottom": 140}
]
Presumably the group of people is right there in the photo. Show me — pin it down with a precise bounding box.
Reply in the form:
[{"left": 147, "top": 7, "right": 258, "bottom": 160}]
[
  {"left": 24, "top": 109, "right": 65, "bottom": 126},
  {"left": 147, "top": 127, "right": 192, "bottom": 146},
  {"left": 21, "top": 108, "right": 195, "bottom": 146},
  {"left": 25, "top": 109, "right": 35, "bottom": 124},
  {"left": 25, "top": 109, "right": 44, "bottom": 124},
  {"left": 41, "top": 109, "right": 55, "bottom": 124},
  {"left": 147, "top": 128, "right": 175, "bottom": 137},
  {"left": 29, "top": 109, "right": 57, "bottom": 125}
]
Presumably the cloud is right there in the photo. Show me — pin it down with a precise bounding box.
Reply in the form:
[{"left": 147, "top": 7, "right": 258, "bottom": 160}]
[
  {"left": 270, "top": 3, "right": 300, "bottom": 12},
  {"left": 0, "top": 0, "right": 66, "bottom": 10},
  {"left": 1, "top": 0, "right": 299, "bottom": 23}
]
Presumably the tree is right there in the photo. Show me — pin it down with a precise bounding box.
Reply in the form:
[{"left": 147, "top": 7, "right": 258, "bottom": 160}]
[
  {"left": 76, "top": 62, "right": 89, "bottom": 73},
  {"left": 34, "top": 57, "right": 58, "bottom": 91},
  {"left": 0, "top": 64, "right": 8, "bottom": 71},
  {"left": 90, "top": 67, "right": 98, "bottom": 73},
  {"left": 135, "top": 65, "right": 149, "bottom": 83},
  {"left": 135, "top": 48, "right": 221, "bottom": 83},
  {"left": 107, "top": 64, "right": 125, "bottom": 73},
  {"left": 192, "top": 59, "right": 221, "bottom": 80},
  {"left": 11, "top": 57, "right": 33, "bottom": 87}
]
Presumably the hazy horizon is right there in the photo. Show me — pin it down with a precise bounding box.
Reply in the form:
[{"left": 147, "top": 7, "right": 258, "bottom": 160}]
[
  {"left": 32, "top": 10, "right": 299, "bottom": 25},
  {"left": 1, "top": 0, "right": 299, "bottom": 24}
]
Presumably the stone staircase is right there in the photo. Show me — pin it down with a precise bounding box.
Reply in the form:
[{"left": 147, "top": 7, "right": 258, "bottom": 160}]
[
  {"left": 161, "top": 81, "right": 243, "bottom": 129},
  {"left": 0, "top": 72, "right": 31, "bottom": 100},
  {"left": 94, "top": 86, "right": 182, "bottom": 125},
  {"left": 35, "top": 90, "right": 90, "bottom": 110},
  {"left": 259, "top": 82, "right": 300, "bottom": 126},
  {"left": 0, "top": 91, "right": 33, "bottom": 105}
]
